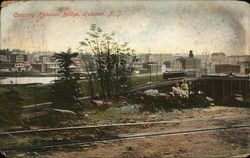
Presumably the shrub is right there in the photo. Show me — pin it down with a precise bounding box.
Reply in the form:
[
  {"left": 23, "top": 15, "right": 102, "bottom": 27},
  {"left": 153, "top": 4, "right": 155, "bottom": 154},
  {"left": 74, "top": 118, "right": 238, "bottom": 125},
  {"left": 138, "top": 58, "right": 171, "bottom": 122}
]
[{"left": 129, "top": 93, "right": 210, "bottom": 112}]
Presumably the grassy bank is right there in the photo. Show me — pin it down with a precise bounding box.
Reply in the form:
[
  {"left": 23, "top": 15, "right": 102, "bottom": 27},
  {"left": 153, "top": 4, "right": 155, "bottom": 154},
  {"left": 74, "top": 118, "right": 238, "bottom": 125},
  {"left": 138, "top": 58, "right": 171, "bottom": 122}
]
[
  {"left": 130, "top": 74, "right": 164, "bottom": 87},
  {"left": 0, "top": 85, "right": 51, "bottom": 106}
]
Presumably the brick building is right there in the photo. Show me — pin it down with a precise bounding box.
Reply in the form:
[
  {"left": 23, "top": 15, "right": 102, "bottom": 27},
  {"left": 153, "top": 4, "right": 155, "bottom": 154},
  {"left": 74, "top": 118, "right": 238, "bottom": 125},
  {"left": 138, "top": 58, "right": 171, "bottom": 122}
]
[{"left": 215, "top": 64, "right": 240, "bottom": 73}]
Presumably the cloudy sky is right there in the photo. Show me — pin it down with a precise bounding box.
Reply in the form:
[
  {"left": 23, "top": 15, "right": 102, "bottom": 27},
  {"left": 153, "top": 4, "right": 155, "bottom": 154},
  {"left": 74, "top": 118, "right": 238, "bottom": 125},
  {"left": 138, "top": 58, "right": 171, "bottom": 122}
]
[{"left": 1, "top": 1, "right": 249, "bottom": 55}]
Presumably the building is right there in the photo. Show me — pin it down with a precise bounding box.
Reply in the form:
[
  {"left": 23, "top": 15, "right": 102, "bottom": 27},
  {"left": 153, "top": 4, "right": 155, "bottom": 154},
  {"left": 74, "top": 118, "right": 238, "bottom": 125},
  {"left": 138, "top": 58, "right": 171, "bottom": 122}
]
[
  {"left": 0, "top": 55, "right": 9, "bottom": 62},
  {"left": 39, "top": 55, "right": 52, "bottom": 63},
  {"left": 226, "top": 55, "right": 250, "bottom": 64},
  {"left": 142, "top": 62, "right": 163, "bottom": 73},
  {"left": 171, "top": 50, "right": 201, "bottom": 76},
  {"left": 31, "top": 63, "right": 46, "bottom": 73},
  {"left": 196, "top": 57, "right": 213, "bottom": 74},
  {"left": 72, "top": 57, "right": 85, "bottom": 72},
  {"left": 10, "top": 54, "right": 24, "bottom": 63},
  {"left": 211, "top": 52, "right": 226, "bottom": 65},
  {"left": 171, "top": 50, "right": 202, "bottom": 76},
  {"left": 238, "top": 61, "right": 250, "bottom": 74},
  {"left": 24, "top": 54, "right": 35, "bottom": 62},
  {"left": 0, "top": 62, "right": 26, "bottom": 72},
  {"left": 15, "top": 63, "right": 26, "bottom": 72},
  {"left": 171, "top": 60, "right": 182, "bottom": 70},
  {"left": 184, "top": 57, "right": 201, "bottom": 71},
  {"left": 136, "top": 53, "right": 172, "bottom": 64},
  {"left": 196, "top": 54, "right": 210, "bottom": 67},
  {"left": 133, "top": 63, "right": 143, "bottom": 71},
  {"left": 0, "top": 63, "right": 13, "bottom": 72},
  {"left": 215, "top": 64, "right": 240, "bottom": 73},
  {"left": 245, "top": 68, "right": 250, "bottom": 74},
  {"left": 148, "top": 54, "right": 173, "bottom": 63},
  {"left": 136, "top": 54, "right": 149, "bottom": 63},
  {"left": 44, "top": 62, "right": 60, "bottom": 73}
]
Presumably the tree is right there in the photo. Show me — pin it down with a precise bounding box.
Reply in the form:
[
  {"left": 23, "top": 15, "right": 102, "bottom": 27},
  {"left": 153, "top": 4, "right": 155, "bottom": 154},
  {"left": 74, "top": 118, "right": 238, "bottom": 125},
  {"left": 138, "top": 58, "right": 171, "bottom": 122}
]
[
  {"left": 79, "top": 52, "right": 96, "bottom": 98},
  {"left": 50, "top": 49, "right": 81, "bottom": 109},
  {"left": 79, "top": 24, "right": 136, "bottom": 100}
]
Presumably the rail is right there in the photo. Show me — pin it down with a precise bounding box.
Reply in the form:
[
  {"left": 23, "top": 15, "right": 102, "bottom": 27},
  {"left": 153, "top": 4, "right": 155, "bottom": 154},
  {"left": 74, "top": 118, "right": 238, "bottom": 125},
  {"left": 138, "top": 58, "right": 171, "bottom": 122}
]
[
  {"left": 1, "top": 124, "right": 249, "bottom": 151},
  {"left": 1, "top": 115, "right": 248, "bottom": 136}
]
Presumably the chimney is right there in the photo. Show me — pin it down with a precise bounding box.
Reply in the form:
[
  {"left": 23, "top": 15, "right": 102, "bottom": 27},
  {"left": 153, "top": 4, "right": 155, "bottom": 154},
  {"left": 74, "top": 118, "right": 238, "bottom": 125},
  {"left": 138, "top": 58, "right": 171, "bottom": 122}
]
[{"left": 189, "top": 50, "right": 194, "bottom": 58}]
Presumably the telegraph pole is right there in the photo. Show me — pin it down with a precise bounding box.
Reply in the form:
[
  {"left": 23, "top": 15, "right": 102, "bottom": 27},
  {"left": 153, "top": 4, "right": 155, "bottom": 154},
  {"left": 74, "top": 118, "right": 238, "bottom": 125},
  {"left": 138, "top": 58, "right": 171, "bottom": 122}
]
[{"left": 149, "top": 47, "right": 152, "bottom": 85}]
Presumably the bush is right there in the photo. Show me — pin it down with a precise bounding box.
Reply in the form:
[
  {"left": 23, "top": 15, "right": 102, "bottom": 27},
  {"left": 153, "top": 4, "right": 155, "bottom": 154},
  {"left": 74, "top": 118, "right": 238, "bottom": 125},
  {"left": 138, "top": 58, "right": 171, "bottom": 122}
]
[{"left": 129, "top": 93, "right": 210, "bottom": 112}]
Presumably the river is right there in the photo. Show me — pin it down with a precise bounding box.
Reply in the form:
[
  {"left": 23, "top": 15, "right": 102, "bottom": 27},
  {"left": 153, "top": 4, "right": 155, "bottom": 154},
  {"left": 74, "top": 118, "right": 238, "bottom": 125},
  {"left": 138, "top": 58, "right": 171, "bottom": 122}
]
[{"left": 0, "top": 77, "right": 58, "bottom": 84}]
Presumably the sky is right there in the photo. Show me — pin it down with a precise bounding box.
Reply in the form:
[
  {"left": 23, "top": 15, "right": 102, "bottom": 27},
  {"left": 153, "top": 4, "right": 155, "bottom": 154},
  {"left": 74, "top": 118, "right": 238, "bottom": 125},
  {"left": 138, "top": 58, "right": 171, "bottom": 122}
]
[{"left": 0, "top": 1, "right": 249, "bottom": 55}]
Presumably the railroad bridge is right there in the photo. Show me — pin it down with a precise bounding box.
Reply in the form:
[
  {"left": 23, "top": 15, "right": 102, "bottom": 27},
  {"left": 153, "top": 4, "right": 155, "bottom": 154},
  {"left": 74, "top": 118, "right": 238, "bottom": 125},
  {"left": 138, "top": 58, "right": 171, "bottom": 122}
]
[
  {"left": 126, "top": 74, "right": 250, "bottom": 100},
  {"left": 193, "top": 74, "right": 249, "bottom": 100}
]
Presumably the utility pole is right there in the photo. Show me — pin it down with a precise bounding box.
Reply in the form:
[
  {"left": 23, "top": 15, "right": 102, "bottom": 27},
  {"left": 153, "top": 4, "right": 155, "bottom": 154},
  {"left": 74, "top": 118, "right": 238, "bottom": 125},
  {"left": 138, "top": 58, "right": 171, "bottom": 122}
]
[
  {"left": 149, "top": 47, "right": 152, "bottom": 85},
  {"left": 34, "top": 83, "right": 37, "bottom": 117},
  {"left": 15, "top": 70, "right": 17, "bottom": 85}
]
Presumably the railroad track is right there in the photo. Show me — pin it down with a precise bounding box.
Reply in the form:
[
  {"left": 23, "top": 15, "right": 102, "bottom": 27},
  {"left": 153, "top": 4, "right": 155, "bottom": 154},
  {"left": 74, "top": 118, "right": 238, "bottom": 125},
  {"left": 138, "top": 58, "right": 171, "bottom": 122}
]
[
  {"left": 1, "top": 115, "right": 249, "bottom": 136},
  {"left": 1, "top": 115, "right": 248, "bottom": 152},
  {"left": 1, "top": 124, "right": 249, "bottom": 152}
]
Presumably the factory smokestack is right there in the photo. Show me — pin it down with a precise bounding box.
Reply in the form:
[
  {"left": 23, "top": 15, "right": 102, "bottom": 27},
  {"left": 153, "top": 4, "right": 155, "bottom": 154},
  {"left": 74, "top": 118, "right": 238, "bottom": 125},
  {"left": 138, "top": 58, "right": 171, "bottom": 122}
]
[{"left": 189, "top": 50, "right": 194, "bottom": 58}]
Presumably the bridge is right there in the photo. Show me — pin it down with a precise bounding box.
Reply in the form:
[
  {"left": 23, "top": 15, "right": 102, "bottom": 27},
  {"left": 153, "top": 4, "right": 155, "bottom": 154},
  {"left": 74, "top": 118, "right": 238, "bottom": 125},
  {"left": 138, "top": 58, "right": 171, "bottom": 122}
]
[
  {"left": 125, "top": 74, "right": 250, "bottom": 100},
  {"left": 194, "top": 74, "right": 250, "bottom": 100}
]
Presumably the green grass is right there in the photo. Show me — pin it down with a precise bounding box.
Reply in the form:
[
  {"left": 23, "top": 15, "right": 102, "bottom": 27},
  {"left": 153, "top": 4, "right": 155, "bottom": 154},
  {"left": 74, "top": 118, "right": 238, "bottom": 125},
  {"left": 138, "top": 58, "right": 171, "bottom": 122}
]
[
  {"left": 78, "top": 74, "right": 165, "bottom": 97},
  {"left": 0, "top": 85, "right": 51, "bottom": 106},
  {"left": 130, "top": 74, "right": 164, "bottom": 87}
]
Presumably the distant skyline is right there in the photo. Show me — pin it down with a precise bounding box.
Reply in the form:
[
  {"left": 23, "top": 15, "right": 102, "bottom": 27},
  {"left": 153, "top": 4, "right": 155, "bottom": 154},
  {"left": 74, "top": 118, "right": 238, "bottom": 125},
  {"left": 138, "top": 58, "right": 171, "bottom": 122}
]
[{"left": 1, "top": 1, "right": 249, "bottom": 55}]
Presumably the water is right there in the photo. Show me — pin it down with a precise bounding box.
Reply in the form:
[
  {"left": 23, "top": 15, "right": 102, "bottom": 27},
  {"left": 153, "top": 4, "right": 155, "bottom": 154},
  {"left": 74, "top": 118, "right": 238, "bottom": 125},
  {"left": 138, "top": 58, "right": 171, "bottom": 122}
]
[{"left": 0, "top": 77, "right": 58, "bottom": 84}]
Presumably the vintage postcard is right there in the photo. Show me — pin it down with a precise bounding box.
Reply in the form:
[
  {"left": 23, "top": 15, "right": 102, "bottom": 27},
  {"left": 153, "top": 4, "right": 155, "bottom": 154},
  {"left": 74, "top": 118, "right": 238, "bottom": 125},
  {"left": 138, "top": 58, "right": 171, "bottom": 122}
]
[{"left": 0, "top": 1, "right": 249, "bottom": 157}]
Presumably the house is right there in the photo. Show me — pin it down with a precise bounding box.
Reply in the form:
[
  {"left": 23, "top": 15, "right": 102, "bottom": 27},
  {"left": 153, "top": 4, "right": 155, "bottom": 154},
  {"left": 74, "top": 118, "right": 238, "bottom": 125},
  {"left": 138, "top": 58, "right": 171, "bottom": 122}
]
[{"left": 44, "top": 62, "right": 60, "bottom": 73}]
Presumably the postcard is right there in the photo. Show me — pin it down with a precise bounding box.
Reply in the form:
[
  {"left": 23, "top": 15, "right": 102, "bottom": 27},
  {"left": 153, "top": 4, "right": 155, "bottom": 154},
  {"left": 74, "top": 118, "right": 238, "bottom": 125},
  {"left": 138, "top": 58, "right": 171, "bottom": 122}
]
[{"left": 0, "top": 1, "right": 249, "bottom": 158}]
